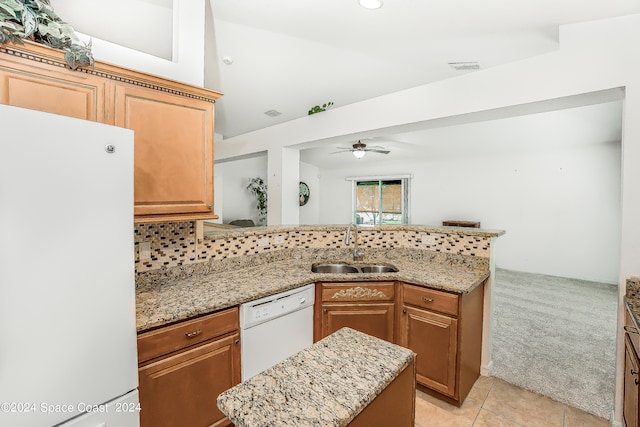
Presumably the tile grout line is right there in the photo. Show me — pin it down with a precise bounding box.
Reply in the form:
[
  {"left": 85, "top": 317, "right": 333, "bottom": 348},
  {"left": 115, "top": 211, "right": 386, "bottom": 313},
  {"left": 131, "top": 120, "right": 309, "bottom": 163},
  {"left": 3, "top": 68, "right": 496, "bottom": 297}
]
[
  {"left": 470, "top": 378, "right": 496, "bottom": 426},
  {"left": 477, "top": 378, "right": 533, "bottom": 427}
]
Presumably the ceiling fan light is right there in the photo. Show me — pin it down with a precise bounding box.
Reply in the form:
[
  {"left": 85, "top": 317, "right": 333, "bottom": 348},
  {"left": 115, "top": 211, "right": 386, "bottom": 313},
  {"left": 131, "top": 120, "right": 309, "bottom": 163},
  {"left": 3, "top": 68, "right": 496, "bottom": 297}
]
[
  {"left": 359, "top": 0, "right": 383, "bottom": 9},
  {"left": 353, "top": 150, "right": 366, "bottom": 159}
]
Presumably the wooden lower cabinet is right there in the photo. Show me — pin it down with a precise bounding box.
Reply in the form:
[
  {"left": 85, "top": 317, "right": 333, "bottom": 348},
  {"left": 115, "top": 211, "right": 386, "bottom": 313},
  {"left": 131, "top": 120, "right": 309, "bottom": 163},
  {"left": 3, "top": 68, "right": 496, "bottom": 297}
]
[
  {"left": 625, "top": 334, "right": 639, "bottom": 427},
  {"left": 316, "top": 282, "right": 396, "bottom": 343},
  {"left": 322, "top": 303, "right": 395, "bottom": 343},
  {"left": 348, "top": 358, "right": 416, "bottom": 427},
  {"left": 399, "top": 282, "right": 484, "bottom": 406},
  {"left": 400, "top": 305, "right": 457, "bottom": 397},
  {"left": 624, "top": 305, "right": 640, "bottom": 427},
  {"left": 137, "top": 308, "right": 240, "bottom": 427}
]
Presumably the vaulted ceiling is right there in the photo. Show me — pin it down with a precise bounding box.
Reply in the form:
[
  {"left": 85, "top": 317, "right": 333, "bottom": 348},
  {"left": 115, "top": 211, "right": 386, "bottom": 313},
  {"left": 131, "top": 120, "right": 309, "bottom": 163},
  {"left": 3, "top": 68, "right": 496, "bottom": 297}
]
[{"left": 207, "top": 0, "right": 640, "bottom": 138}]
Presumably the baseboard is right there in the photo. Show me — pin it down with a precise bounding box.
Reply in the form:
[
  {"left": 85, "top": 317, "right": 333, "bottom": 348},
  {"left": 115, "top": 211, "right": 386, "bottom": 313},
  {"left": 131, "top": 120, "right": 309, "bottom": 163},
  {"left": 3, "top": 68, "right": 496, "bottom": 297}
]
[
  {"left": 610, "top": 407, "right": 622, "bottom": 427},
  {"left": 481, "top": 360, "right": 493, "bottom": 376}
]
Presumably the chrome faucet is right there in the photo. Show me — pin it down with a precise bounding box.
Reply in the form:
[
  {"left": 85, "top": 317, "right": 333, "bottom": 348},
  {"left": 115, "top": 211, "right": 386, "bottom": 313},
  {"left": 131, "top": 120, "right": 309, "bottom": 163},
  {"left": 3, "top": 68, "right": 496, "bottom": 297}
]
[{"left": 345, "top": 223, "right": 365, "bottom": 262}]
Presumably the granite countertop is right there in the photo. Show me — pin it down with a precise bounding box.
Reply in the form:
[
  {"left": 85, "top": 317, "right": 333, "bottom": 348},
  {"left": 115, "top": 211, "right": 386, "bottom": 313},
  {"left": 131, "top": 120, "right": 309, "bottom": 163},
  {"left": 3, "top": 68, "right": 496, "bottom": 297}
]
[
  {"left": 135, "top": 251, "right": 489, "bottom": 332},
  {"left": 204, "top": 224, "right": 506, "bottom": 239},
  {"left": 217, "top": 327, "right": 415, "bottom": 427},
  {"left": 625, "top": 277, "right": 640, "bottom": 325}
]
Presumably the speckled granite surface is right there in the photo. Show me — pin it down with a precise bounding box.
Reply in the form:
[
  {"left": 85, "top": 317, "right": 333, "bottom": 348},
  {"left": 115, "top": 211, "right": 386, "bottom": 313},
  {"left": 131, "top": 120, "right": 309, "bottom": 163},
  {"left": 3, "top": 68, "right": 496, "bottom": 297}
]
[
  {"left": 136, "top": 248, "right": 489, "bottom": 332},
  {"left": 204, "top": 224, "right": 505, "bottom": 239},
  {"left": 217, "top": 327, "right": 415, "bottom": 427},
  {"left": 625, "top": 277, "right": 640, "bottom": 325}
]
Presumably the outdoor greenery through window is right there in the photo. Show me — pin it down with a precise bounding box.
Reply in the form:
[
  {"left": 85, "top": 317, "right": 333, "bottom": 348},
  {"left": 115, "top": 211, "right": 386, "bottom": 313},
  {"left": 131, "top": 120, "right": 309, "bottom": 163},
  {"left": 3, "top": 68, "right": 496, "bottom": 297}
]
[{"left": 354, "top": 178, "right": 409, "bottom": 225}]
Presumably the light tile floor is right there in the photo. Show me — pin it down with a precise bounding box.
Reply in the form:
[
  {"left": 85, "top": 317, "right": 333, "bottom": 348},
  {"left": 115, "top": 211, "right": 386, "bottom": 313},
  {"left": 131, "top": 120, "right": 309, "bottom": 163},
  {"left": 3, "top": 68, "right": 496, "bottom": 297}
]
[{"left": 414, "top": 377, "right": 610, "bottom": 427}]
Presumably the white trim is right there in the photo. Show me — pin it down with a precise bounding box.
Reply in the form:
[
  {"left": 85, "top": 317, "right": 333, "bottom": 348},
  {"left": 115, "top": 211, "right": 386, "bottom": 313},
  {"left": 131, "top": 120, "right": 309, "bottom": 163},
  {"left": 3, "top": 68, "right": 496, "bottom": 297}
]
[
  {"left": 346, "top": 174, "right": 413, "bottom": 181},
  {"left": 481, "top": 360, "right": 493, "bottom": 376}
]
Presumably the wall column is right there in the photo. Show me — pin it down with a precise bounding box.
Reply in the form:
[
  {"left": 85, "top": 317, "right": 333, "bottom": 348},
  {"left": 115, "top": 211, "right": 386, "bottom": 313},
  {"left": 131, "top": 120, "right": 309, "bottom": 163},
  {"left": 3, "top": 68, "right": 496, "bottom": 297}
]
[{"left": 267, "top": 147, "right": 300, "bottom": 225}]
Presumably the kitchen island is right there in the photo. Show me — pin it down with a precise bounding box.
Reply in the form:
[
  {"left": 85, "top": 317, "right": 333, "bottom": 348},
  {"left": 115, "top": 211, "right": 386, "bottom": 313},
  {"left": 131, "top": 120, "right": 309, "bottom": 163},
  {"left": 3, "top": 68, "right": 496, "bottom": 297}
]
[{"left": 217, "top": 327, "right": 416, "bottom": 427}]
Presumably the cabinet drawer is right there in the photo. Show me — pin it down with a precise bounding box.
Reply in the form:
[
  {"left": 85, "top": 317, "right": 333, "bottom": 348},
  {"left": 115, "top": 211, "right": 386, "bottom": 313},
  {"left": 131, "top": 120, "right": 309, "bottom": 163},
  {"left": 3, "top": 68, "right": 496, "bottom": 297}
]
[
  {"left": 403, "top": 284, "right": 458, "bottom": 316},
  {"left": 138, "top": 307, "right": 239, "bottom": 363},
  {"left": 321, "top": 282, "right": 395, "bottom": 302}
]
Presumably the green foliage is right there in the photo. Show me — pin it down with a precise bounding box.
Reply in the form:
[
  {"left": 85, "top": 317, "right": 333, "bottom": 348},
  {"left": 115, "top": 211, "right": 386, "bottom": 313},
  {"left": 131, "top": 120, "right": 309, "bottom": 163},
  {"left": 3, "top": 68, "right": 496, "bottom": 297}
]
[
  {"left": 308, "top": 101, "right": 334, "bottom": 115},
  {"left": 0, "top": 0, "right": 93, "bottom": 69},
  {"left": 247, "top": 177, "right": 267, "bottom": 223}
]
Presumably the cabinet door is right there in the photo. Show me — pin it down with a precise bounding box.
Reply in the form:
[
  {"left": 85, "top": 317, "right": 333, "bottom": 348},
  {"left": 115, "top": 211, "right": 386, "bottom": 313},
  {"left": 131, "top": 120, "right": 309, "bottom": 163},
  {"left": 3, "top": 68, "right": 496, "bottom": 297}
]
[
  {"left": 138, "top": 333, "right": 240, "bottom": 427},
  {"left": 400, "top": 305, "right": 458, "bottom": 397},
  {"left": 625, "top": 334, "right": 639, "bottom": 427},
  {"left": 322, "top": 303, "right": 395, "bottom": 343},
  {"left": 114, "top": 84, "right": 214, "bottom": 216},
  {"left": 0, "top": 67, "right": 104, "bottom": 121}
]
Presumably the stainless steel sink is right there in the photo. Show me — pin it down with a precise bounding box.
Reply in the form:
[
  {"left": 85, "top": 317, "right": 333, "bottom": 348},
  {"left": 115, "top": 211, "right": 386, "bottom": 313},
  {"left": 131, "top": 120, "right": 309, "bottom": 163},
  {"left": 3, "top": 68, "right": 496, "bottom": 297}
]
[
  {"left": 359, "top": 265, "right": 399, "bottom": 273},
  {"left": 311, "top": 263, "right": 360, "bottom": 274},
  {"left": 311, "top": 263, "right": 398, "bottom": 274}
]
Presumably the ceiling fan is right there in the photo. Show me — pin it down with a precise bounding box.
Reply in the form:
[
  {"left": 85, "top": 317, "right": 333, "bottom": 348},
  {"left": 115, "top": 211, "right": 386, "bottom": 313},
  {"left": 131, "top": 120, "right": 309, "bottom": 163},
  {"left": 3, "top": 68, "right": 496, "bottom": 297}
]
[{"left": 330, "top": 140, "right": 390, "bottom": 159}]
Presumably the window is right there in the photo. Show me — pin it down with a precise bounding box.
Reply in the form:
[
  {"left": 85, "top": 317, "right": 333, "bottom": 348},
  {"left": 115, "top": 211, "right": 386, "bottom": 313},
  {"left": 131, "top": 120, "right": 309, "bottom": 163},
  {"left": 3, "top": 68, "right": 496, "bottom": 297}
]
[{"left": 353, "top": 178, "right": 409, "bottom": 225}]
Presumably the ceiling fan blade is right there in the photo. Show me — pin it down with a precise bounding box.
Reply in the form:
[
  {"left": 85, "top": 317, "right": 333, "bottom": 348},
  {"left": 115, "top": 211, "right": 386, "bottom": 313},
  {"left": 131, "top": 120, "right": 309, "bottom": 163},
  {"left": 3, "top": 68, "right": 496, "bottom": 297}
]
[
  {"left": 329, "top": 149, "right": 353, "bottom": 154},
  {"left": 365, "top": 149, "right": 390, "bottom": 154},
  {"left": 364, "top": 145, "right": 386, "bottom": 150}
]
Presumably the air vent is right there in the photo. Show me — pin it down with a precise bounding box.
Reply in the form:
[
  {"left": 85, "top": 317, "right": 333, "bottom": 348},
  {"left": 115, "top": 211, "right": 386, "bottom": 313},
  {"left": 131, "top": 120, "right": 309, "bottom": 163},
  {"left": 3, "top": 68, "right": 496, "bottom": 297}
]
[
  {"left": 264, "top": 110, "right": 282, "bottom": 117},
  {"left": 448, "top": 62, "right": 480, "bottom": 71}
]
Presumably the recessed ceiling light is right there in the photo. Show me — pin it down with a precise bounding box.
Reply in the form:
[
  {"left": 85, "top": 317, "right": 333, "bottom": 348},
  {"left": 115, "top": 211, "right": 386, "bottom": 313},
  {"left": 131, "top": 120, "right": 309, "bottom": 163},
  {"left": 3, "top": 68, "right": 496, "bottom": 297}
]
[{"left": 359, "top": 0, "right": 383, "bottom": 9}]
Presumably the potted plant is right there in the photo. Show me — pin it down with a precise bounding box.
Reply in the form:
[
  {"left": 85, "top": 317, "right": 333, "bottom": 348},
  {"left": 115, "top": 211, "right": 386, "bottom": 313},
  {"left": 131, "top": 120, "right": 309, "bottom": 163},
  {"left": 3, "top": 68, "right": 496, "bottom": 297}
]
[
  {"left": 247, "top": 177, "right": 267, "bottom": 225},
  {"left": 308, "top": 101, "right": 334, "bottom": 115},
  {"left": 0, "top": 0, "right": 93, "bottom": 70}
]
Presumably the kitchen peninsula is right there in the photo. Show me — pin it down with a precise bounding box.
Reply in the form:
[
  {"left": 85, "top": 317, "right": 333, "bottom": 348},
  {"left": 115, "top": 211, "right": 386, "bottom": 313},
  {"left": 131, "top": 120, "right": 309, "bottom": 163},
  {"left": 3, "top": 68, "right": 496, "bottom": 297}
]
[{"left": 134, "top": 224, "right": 504, "bottom": 425}]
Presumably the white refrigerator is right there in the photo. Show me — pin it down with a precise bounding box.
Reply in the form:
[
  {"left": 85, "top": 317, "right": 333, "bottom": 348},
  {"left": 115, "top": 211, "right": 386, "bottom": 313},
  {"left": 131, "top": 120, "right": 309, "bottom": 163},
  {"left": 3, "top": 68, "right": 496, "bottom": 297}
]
[{"left": 0, "top": 105, "right": 140, "bottom": 427}]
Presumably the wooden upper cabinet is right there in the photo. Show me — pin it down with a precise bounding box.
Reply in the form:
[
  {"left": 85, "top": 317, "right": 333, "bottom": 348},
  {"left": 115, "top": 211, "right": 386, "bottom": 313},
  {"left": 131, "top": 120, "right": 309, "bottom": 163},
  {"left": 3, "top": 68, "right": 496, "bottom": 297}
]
[
  {"left": 0, "top": 41, "right": 222, "bottom": 222},
  {"left": 114, "top": 84, "right": 214, "bottom": 217},
  {"left": 0, "top": 48, "right": 104, "bottom": 121}
]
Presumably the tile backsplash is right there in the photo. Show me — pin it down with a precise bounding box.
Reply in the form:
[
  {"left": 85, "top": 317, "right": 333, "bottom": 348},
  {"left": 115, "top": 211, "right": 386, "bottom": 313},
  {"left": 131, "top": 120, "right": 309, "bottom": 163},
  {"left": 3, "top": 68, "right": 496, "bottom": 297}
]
[
  {"left": 134, "top": 222, "right": 197, "bottom": 270},
  {"left": 134, "top": 223, "right": 497, "bottom": 273}
]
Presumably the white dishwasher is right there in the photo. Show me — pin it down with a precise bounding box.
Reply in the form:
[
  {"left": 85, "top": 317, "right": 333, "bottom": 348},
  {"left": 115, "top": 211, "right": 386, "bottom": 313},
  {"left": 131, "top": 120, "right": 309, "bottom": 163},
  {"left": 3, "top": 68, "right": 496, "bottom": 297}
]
[{"left": 240, "top": 284, "right": 315, "bottom": 380}]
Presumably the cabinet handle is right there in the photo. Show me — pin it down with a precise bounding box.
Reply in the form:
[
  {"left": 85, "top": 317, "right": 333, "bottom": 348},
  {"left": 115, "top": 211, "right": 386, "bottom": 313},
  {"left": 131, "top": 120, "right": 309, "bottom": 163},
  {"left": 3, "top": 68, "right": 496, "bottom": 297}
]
[
  {"left": 234, "top": 339, "right": 240, "bottom": 345},
  {"left": 323, "top": 308, "right": 328, "bottom": 313},
  {"left": 402, "top": 308, "right": 407, "bottom": 314},
  {"left": 625, "top": 325, "right": 638, "bottom": 334},
  {"left": 632, "top": 369, "right": 638, "bottom": 376},
  {"left": 422, "top": 297, "right": 434, "bottom": 302},
  {"left": 185, "top": 329, "right": 202, "bottom": 339}
]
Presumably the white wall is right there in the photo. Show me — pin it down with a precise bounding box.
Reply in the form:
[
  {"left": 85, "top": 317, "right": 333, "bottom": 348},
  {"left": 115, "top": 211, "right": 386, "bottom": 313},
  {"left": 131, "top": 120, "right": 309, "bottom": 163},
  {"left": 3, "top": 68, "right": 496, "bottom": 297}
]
[
  {"left": 216, "top": 156, "right": 267, "bottom": 224},
  {"left": 52, "top": 0, "right": 206, "bottom": 86},
  {"left": 52, "top": 0, "right": 174, "bottom": 60},
  {"left": 317, "top": 138, "right": 621, "bottom": 283},
  {"left": 299, "top": 162, "right": 320, "bottom": 225}
]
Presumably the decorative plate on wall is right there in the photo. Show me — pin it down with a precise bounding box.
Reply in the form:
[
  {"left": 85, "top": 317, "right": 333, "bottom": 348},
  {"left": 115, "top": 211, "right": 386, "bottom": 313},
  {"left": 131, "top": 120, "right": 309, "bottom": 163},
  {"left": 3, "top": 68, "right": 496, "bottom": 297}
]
[{"left": 299, "top": 182, "right": 310, "bottom": 206}]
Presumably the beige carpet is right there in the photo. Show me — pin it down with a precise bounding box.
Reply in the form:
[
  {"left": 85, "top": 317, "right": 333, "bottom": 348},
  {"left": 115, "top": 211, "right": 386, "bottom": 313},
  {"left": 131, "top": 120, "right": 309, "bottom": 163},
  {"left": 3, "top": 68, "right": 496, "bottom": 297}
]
[{"left": 490, "top": 268, "right": 618, "bottom": 418}]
